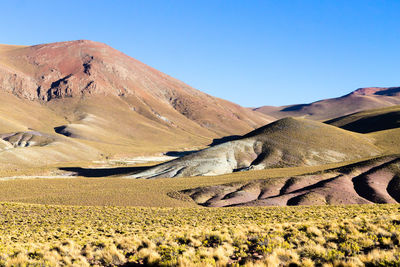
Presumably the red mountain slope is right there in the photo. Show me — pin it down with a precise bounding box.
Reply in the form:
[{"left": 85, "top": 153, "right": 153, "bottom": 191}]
[{"left": 0, "top": 40, "right": 272, "bottom": 167}]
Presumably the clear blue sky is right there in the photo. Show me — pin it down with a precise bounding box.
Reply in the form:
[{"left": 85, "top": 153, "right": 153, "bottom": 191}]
[{"left": 1, "top": 1, "right": 400, "bottom": 107}]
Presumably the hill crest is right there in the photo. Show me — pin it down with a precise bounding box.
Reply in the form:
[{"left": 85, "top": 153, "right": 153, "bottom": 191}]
[
  {"left": 255, "top": 86, "right": 400, "bottom": 121},
  {"left": 350, "top": 87, "right": 400, "bottom": 96},
  {"left": 129, "top": 117, "right": 381, "bottom": 178}
]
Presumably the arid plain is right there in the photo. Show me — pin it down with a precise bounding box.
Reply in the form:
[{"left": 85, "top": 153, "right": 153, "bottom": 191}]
[{"left": 1, "top": 41, "right": 400, "bottom": 266}]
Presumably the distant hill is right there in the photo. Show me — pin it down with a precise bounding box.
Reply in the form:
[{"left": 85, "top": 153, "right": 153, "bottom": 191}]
[
  {"left": 129, "top": 117, "right": 381, "bottom": 178},
  {"left": 0, "top": 40, "right": 272, "bottom": 167},
  {"left": 254, "top": 87, "right": 400, "bottom": 121},
  {"left": 326, "top": 105, "right": 400, "bottom": 133}
]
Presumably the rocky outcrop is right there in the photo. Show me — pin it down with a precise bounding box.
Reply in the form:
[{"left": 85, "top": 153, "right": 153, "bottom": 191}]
[
  {"left": 0, "top": 65, "right": 38, "bottom": 100},
  {"left": 0, "top": 131, "right": 55, "bottom": 148}
]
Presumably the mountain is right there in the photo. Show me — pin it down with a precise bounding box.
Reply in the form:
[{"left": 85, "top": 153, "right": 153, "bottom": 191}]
[
  {"left": 0, "top": 40, "right": 272, "bottom": 167},
  {"left": 254, "top": 87, "right": 400, "bottom": 121},
  {"left": 128, "top": 117, "right": 381, "bottom": 178}
]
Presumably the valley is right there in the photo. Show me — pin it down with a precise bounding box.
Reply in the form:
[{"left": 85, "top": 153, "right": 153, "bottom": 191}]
[{"left": 1, "top": 40, "right": 400, "bottom": 266}]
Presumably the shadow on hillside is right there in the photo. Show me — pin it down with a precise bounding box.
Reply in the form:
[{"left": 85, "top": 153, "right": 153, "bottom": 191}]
[
  {"left": 59, "top": 166, "right": 153, "bottom": 177},
  {"left": 164, "top": 150, "right": 199, "bottom": 157},
  {"left": 281, "top": 103, "right": 311, "bottom": 112},
  {"left": 326, "top": 111, "right": 400, "bottom": 133},
  {"left": 374, "top": 87, "right": 400, "bottom": 96},
  {"left": 209, "top": 135, "right": 242, "bottom": 146}
]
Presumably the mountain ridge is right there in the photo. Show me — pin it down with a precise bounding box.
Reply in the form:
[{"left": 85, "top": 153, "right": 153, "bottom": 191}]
[{"left": 255, "top": 86, "right": 400, "bottom": 121}]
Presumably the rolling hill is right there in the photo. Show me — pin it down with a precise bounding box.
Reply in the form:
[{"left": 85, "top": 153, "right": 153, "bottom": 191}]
[
  {"left": 129, "top": 117, "right": 381, "bottom": 178},
  {"left": 324, "top": 105, "right": 400, "bottom": 155},
  {"left": 326, "top": 105, "right": 400, "bottom": 133},
  {"left": 255, "top": 87, "right": 400, "bottom": 121},
  {"left": 177, "top": 106, "right": 400, "bottom": 206}
]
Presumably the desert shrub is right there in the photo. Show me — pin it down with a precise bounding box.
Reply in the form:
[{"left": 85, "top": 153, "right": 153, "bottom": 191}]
[{"left": 0, "top": 202, "right": 400, "bottom": 266}]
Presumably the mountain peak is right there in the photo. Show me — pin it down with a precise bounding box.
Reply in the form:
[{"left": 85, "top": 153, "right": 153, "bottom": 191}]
[
  {"left": 351, "top": 87, "right": 400, "bottom": 96},
  {"left": 0, "top": 40, "right": 130, "bottom": 101}
]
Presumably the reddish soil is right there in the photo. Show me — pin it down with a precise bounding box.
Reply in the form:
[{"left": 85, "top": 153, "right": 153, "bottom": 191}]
[
  {"left": 0, "top": 40, "right": 272, "bottom": 137},
  {"left": 254, "top": 87, "right": 400, "bottom": 121},
  {"left": 182, "top": 156, "right": 400, "bottom": 206}
]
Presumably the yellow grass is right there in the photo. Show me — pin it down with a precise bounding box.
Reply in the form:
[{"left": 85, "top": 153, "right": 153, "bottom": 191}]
[
  {"left": 0, "top": 44, "right": 27, "bottom": 52},
  {"left": 0, "top": 202, "right": 399, "bottom": 266},
  {"left": 368, "top": 128, "right": 400, "bottom": 154},
  {"left": 329, "top": 105, "right": 400, "bottom": 125}
]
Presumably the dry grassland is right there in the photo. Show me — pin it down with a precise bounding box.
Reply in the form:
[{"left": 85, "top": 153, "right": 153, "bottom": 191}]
[
  {"left": 0, "top": 202, "right": 399, "bottom": 266},
  {"left": 0, "top": 157, "right": 384, "bottom": 207}
]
